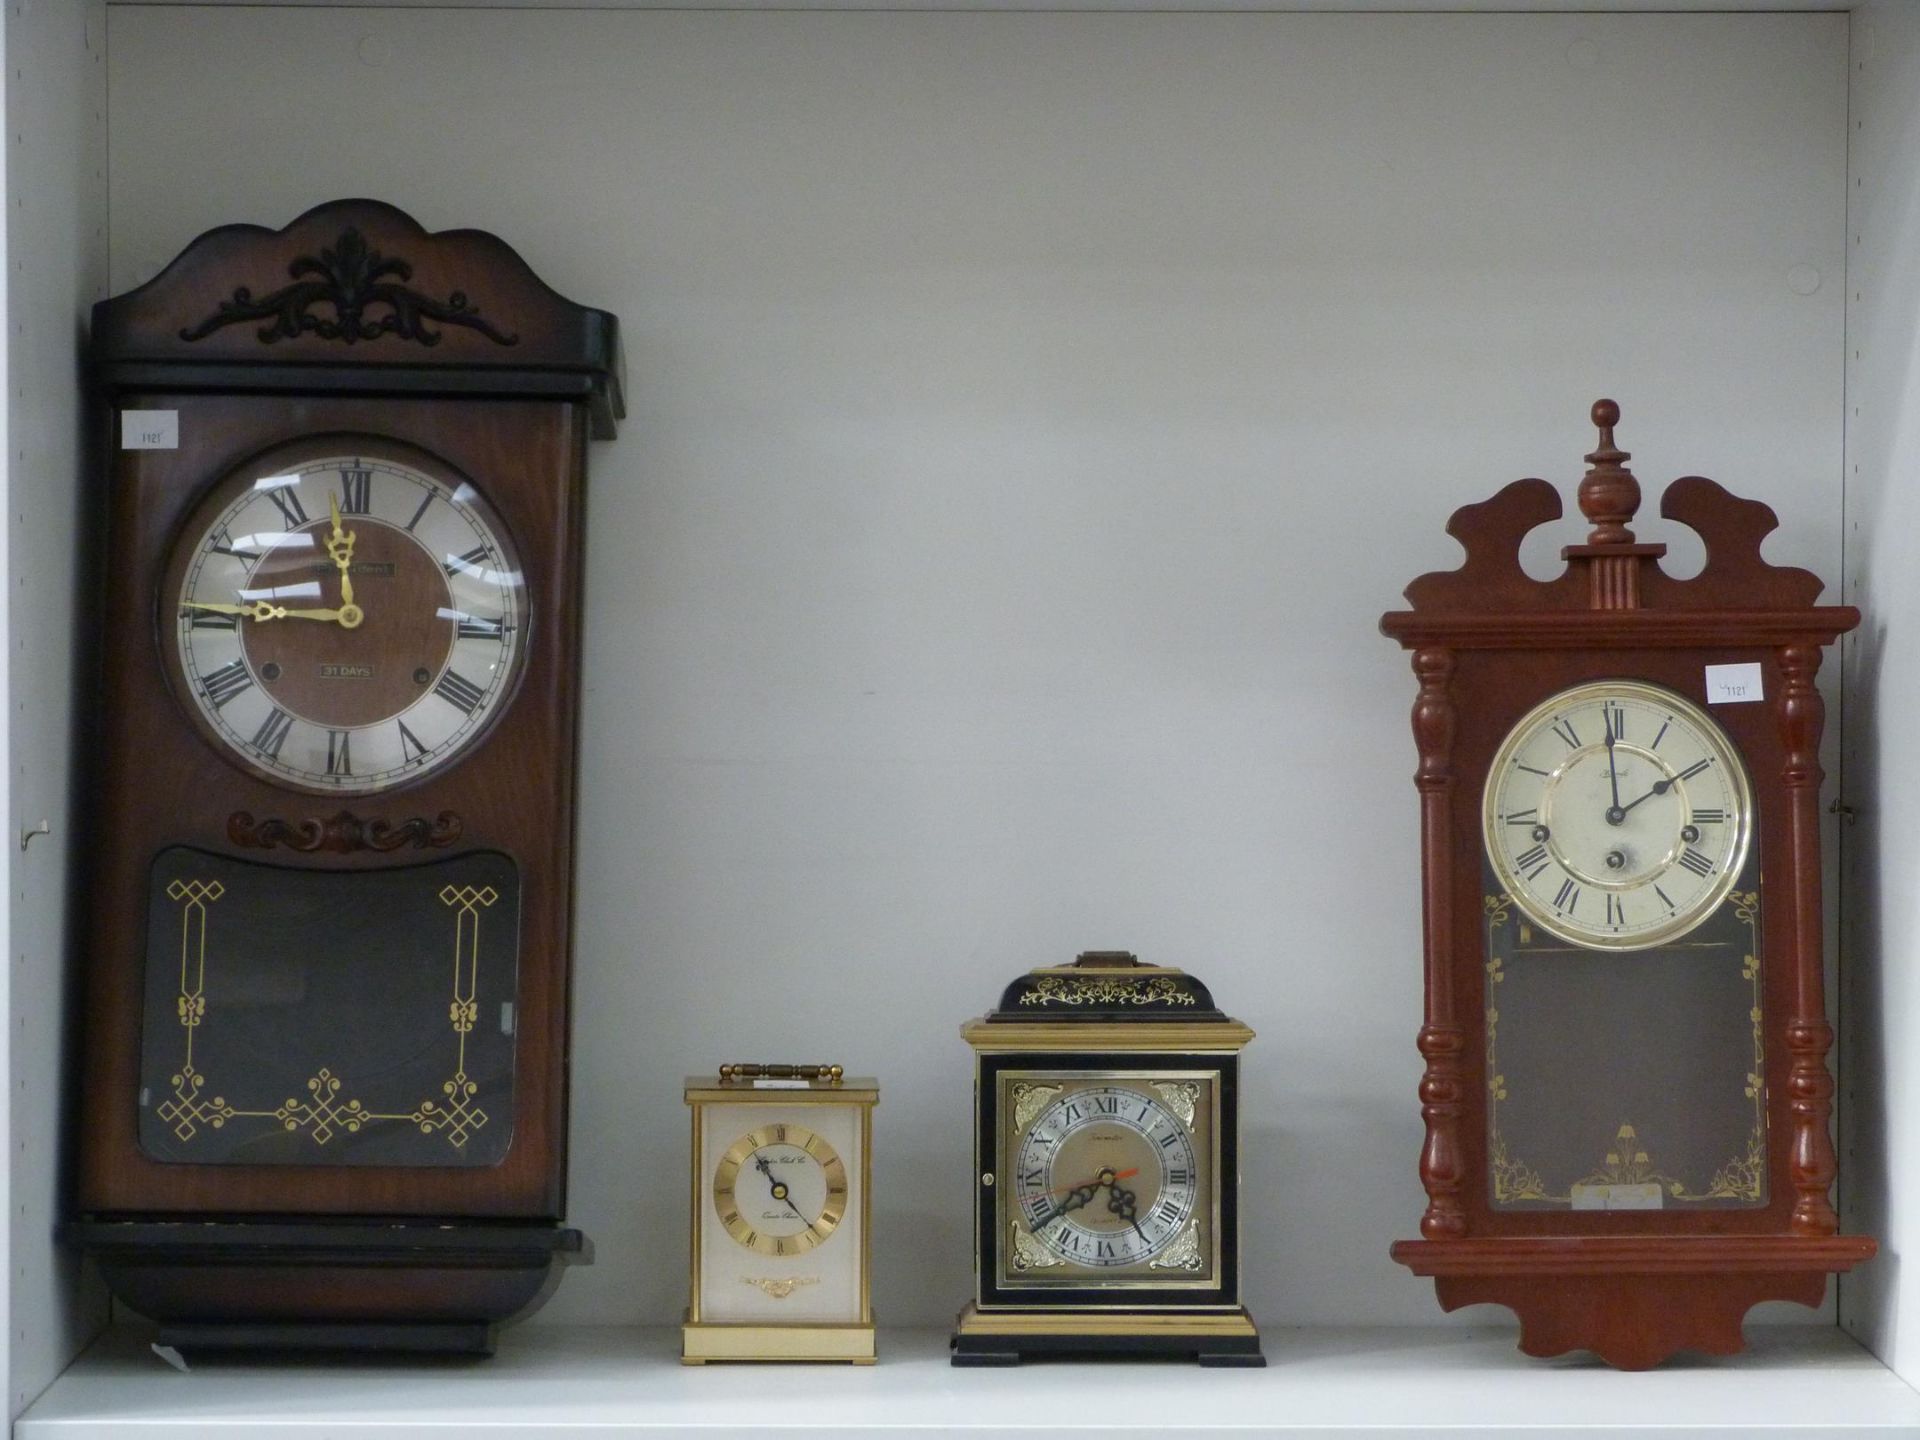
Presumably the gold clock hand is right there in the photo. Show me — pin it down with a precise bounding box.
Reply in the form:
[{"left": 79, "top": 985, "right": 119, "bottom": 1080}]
[
  {"left": 326, "top": 492, "right": 357, "bottom": 608},
  {"left": 182, "top": 600, "right": 363, "bottom": 628}
]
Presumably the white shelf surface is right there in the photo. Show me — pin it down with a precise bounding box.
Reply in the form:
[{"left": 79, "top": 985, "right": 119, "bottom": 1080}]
[{"left": 16, "top": 1324, "right": 1920, "bottom": 1438}]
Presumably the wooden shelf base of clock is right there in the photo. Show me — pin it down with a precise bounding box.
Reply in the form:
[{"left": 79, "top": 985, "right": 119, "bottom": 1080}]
[
  {"left": 950, "top": 1302, "right": 1264, "bottom": 1367},
  {"left": 680, "top": 1319, "right": 877, "bottom": 1365},
  {"left": 1391, "top": 1234, "right": 1877, "bottom": 1371},
  {"left": 66, "top": 1220, "right": 588, "bottom": 1356}
]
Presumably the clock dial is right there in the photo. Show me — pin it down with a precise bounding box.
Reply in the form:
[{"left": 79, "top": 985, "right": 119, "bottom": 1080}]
[
  {"left": 1483, "top": 680, "right": 1754, "bottom": 948},
  {"left": 1001, "top": 1077, "right": 1213, "bottom": 1282},
  {"left": 713, "top": 1124, "right": 849, "bottom": 1257},
  {"left": 166, "top": 440, "right": 525, "bottom": 795}
]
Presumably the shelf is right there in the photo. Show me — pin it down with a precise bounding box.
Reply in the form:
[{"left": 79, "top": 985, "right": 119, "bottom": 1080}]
[{"left": 16, "top": 1324, "right": 1920, "bottom": 1437}]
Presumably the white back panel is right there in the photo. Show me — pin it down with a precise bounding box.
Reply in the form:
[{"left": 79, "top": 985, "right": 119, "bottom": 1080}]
[
  {"left": 106, "top": 7, "right": 1846, "bottom": 1327},
  {"left": 8, "top": 0, "right": 110, "bottom": 1413}
]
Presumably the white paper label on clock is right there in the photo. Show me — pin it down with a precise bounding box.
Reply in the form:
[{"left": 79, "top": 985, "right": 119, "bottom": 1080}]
[
  {"left": 753, "top": 1078, "right": 811, "bottom": 1089},
  {"left": 1704, "top": 662, "right": 1764, "bottom": 705},
  {"left": 1571, "top": 1182, "right": 1664, "bottom": 1211},
  {"left": 119, "top": 409, "right": 178, "bottom": 449}
]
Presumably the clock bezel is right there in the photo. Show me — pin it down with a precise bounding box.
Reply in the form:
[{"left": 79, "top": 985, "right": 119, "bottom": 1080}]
[
  {"left": 156, "top": 429, "right": 531, "bottom": 799},
  {"left": 1481, "top": 677, "right": 1756, "bottom": 950}
]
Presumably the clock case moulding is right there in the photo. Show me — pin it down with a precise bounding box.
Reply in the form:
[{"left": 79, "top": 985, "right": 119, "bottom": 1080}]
[
  {"left": 952, "top": 951, "right": 1263, "bottom": 1367},
  {"left": 67, "top": 199, "right": 623, "bottom": 1356},
  {"left": 1378, "top": 400, "right": 1874, "bottom": 1371}
]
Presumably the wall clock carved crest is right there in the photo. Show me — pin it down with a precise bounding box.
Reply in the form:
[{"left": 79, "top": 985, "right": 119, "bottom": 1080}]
[{"left": 179, "top": 225, "right": 519, "bottom": 348}]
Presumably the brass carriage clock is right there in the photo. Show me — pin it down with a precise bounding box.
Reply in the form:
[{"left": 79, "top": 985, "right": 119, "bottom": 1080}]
[
  {"left": 68, "top": 200, "right": 623, "bottom": 1353},
  {"left": 683, "top": 1065, "right": 878, "bottom": 1364},
  {"left": 1379, "top": 401, "right": 1874, "bottom": 1368},
  {"left": 953, "top": 952, "right": 1262, "bottom": 1366}
]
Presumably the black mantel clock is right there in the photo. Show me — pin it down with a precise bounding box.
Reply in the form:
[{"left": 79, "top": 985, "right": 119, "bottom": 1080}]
[
  {"left": 66, "top": 200, "right": 623, "bottom": 1354},
  {"left": 952, "top": 952, "right": 1262, "bottom": 1367}
]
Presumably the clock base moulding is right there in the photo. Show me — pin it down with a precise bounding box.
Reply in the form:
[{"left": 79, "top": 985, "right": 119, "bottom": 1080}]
[
  {"left": 949, "top": 1301, "right": 1265, "bottom": 1368},
  {"left": 1391, "top": 1236, "right": 1877, "bottom": 1372},
  {"left": 680, "top": 1319, "right": 877, "bottom": 1365},
  {"left": 64, "top": 1220, "right": 587, "bottom": 1357}
]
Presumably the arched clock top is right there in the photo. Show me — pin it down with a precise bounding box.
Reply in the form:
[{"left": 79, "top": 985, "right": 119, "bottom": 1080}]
[
  {"left": 1385, "top": 400, "right": 1847, "bottom": 633},
  {"left": 91, "top": 198, "right": 623, "bottom": 439}
]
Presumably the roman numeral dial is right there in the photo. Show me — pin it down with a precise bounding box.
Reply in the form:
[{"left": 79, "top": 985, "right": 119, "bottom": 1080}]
[
  {"left": 711, "top": 1123, "right": 849, "bottom": 1257},
  {"left": 168, "top": 443, "right": 527, "bottom": 796},
  {"left": 1005, "top": 1078, "right": 1211, "bottom": 1278},
  {"left": 1483, "top": 680, "right": 1753, "bottom": 949}
]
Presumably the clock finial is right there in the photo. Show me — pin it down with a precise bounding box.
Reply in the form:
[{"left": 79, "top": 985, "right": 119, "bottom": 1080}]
[{"left": 1577, "top": 398, "right": 1639, "bottom": 546}]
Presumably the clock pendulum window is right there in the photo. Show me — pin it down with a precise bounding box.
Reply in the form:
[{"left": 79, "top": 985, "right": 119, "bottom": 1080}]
[
  {"left": 951, "top": 952, "right": 1262, "bottom": 1367},
  {"left": 1378, "top": 400, "right": 1875, "bottom": 1369},
  {"left": 66, "top": 201, "right": 624, "bottom": 1356}
]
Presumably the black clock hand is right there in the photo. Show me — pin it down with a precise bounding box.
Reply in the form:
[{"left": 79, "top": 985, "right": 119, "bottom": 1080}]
[
  {"left": 754, "top": 1153, "right": 806, "bottom": 1222},
  {"left": 1036, "top": 1183, "right": 1099, "bottom": 1231},
  {"left": 1107, "top": 1184, "right": 1150, "bottom": 1246},
  {"left": 1619, "top": 758, "right": 1713, "bottom": 817},
  {"left": 1604, "top": 712, "right": 1624, "bottom": 819}
]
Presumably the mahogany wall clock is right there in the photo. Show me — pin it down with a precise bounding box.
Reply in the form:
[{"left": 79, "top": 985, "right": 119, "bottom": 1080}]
[
  {"left": 1379, "top": 400, "right": 1873, "bottom": 1369},
  {"left": 67, "top": 199, "right": 622, "bottom": 1353}
]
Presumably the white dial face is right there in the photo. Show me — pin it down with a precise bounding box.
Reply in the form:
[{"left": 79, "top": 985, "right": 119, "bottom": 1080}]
[
  {"left": 1011, "top": 1085, "right": 1200, "bottom": 1269},
  {"left": 168, "top": 444, "right": 525, "bottom": 795},
  {"left": 1483, "top": 680, "right": 1754, "bottom": 948}
]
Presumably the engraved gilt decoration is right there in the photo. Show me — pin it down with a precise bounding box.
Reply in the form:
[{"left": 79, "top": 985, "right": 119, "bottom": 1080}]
[
  {"left": 1149, "top": 1220, "right": 1205, "bottom": 1272},
  {"left": 154, "top": 877, "right": 497, "bottom": 1150},
  {"left": 1010, "top": 1221, "right": 1066, "bottom": 1271},
  {"left": 1018, "top": 975, "right": 1194, "bottom": 1007},
  {"left": 744, "top": 1276, "right": 821, "bottom": 1300},
  {"left": 1009, "top": 1082, "right": 1063, "bottom": 1134},
  {"left": 179, "top": 226, "right": 518, "bottom": 348},
  {"left": 1152, "top": 1081, "right": 1202, "bottom": 1128}
]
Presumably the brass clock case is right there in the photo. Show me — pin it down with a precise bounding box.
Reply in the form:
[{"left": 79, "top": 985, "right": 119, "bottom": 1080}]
[{"left": 683, "top": 1068, "right": 878, "bottom": 1365}]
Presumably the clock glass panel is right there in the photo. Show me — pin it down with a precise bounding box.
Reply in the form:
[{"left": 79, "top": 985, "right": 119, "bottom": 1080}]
[
  {"left": 165, "top": 437, "right": 526, "bottom": 795},
  {"left": 994, "top": 1071, "right": 1218, "bottom": 1289},
  {"left": 138, "top": 847, "right": 519, "bottom": 1168}
]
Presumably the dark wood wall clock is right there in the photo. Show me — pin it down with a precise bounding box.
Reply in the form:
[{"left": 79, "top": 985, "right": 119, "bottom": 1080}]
[
  {"left": 67, "top": 199, "right": 623, "bottom": 1354},
  {"left": 1379, "top": 400, "right": 1874, "bottom": 1369}
]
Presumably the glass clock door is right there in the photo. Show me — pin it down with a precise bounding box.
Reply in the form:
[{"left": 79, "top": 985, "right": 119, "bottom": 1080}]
[{"left": 138, "top": 847, "right": 520, "bottom": 1168}]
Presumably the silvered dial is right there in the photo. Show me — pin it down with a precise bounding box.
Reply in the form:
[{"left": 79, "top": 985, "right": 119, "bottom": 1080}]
[
  {"left": 1483, "top": 680, "right": 1753, "bottom": 948},
  {"left": 1011, "top": 1086, "right": 1199, "bottom": 1269}
]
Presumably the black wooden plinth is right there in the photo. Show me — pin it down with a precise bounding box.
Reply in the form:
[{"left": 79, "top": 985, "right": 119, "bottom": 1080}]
[
  {"left": 155, "top": 1321, "right": 496, "bottom": 1357},
  {"left": 950, "top": 1304, "right": 1264, "bottom": 1367},
  {"left": 66, "top": 1219, "right": 586, "bottom": 1356}
]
